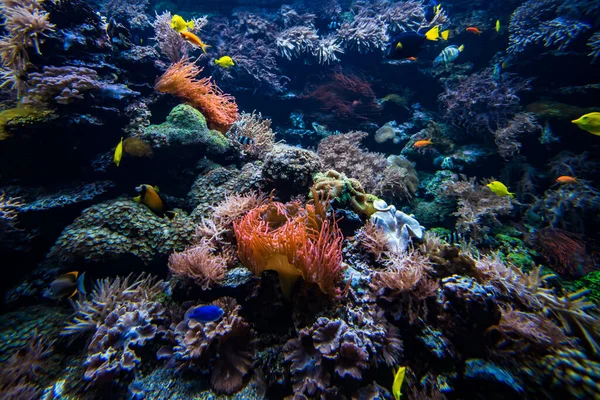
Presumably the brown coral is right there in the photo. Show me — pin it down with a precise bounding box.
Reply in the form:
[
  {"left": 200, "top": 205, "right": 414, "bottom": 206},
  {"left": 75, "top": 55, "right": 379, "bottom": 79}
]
[{"left": 168, "top": 238, "right": 227, "bottom": 290}]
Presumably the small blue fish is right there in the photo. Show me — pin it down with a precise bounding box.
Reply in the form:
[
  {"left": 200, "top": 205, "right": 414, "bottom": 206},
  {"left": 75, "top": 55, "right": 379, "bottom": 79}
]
[{"left": 187, "top": 305, "right": 224, "bottom": 323}]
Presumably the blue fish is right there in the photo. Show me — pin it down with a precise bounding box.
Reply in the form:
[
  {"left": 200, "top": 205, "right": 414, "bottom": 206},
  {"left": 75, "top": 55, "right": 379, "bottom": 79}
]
[{"left": 187, "top": 305, "right": 224, "bottom": 323}]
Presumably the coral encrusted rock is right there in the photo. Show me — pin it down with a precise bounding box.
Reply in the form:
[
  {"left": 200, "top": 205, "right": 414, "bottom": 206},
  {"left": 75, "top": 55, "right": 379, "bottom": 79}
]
[{"left": 47, "top": 199, "right": 195, "bottom": 266}]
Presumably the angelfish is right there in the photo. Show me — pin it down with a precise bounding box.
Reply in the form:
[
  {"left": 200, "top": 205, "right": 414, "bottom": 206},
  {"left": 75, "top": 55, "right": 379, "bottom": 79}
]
[{"left": 44, "top": 271, "right": 86, "bottom": 300}]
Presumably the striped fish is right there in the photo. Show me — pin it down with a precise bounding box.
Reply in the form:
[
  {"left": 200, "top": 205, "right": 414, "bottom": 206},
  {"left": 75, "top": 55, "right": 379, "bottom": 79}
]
[
  {"left": 238, "top": 136, "right": 255, "bottom": 145},
  {"left": 433, "top": 44, "right": 464, "bottom": 66}
]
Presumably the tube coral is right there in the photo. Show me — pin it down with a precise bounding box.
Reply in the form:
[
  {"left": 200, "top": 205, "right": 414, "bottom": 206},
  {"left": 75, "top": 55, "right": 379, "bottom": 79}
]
[
  {"left": 155, "top": 59, "right": 238, "bottom": 133},
  {"left": 233, "top": 197, "right": 344, "bottom": 298}
]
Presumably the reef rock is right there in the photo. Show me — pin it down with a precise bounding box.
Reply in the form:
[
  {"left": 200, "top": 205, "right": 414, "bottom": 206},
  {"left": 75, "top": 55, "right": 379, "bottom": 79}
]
[
  {"left": 261, "top": 143, "right": 322, "bottom": 198},
  {"left": 47, "top": 199, "right": 195, "bottom": 266}
]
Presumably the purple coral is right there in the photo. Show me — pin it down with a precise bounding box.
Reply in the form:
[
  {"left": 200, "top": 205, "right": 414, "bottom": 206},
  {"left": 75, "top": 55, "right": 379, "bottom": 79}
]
[
  {"left": 508, "top": 0, "right": 591, "bottom": 55},
  {"left": 439, "top": 68, "right": 532, "bottom": 135},
  {"left": 169, "top": 298, "right": 255, "bottom": 394},
  {"left": 284, "top": 308, "right": 402, "bottom": 396}
]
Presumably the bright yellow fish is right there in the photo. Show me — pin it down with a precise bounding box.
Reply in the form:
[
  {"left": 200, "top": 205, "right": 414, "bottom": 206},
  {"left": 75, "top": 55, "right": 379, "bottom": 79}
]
[
  {"left": 113, "top": 137, "right": 123, "bottom": 167},
  {"left": 572, "top": 112, "right": 600, "bottom": 136},
  {"left": 215, "top": 56, "right": 235, "bottom": 68},
  {"left": 495, "top": 20, "right": 500, "bottom": 33},
  {"left": 487, "top": 181, "right": 515, "bottom": 198},
  {"left": 392, "top": 366, "right": 406, "bottom": 400},
  {"left": 171, "top": 14, "right": 194, "bottom": 33}
]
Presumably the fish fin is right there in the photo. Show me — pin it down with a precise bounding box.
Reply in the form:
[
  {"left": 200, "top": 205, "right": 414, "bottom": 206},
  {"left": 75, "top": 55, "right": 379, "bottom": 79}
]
[
  {"left": 68, "top": 288, "right": 78, "bottom": 299},
  {"left": 133, "top": 195, "right": 141, "bottom": 203},
  {"left": 199, "top": 43, "right": 211, "bottom": 54},
  {"left": 396, "top": 42, "right": 403, "bottom": 49},
  {"left": 187, "top": 21, "right": 194, "bottom": 30},
  {"left": 153, "top": 186, "right": 160, "bottom": 193},
  {"left": 458, "top": 44, "right": 464, "bottom": 52},
  {"left": 77, "top": 271, "right": 86, "bottom": 295},
  {"left": 425, "top": 25, "right": 440, "bottom": 41},
  {"left": 65, "top": 271, "right": 79, "bottom": 279},
  {"left": 441, "top": 30, "right": 449, "bottom": 40},
  {"left": 509, "top": 192, "right": 515, "bottom": 198}
]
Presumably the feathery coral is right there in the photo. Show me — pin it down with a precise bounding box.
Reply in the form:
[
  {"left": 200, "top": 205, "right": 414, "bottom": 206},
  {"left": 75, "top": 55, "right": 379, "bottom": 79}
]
[
  {"left": 155, "top": 59, "right": 238, "bottom": 132},
  {"left": 168, "top": 238, "right": 227, "bottom": 290}
]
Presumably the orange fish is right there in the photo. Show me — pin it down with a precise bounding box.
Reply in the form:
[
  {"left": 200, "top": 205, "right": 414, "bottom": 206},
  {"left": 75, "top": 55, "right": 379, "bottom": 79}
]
[
  {"left": 556, "top": 176, "right": 577, "bottom": 184},
  {"left": 406, "top": 57, "right": 417, "bottom": 61},
  {"left": 180, "top": 31, "right": 211, "bottom": 54},
  {"left": 414, "top": 139, "right": 433, "bottom": 148},
  {"left": 466, "top": 27, "right": 482, "bottom": 35}
]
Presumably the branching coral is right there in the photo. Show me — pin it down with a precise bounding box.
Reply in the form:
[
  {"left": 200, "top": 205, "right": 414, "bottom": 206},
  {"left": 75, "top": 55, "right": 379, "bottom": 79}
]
[
  {"left": 233, "top": 198, "right": 344, "bottom": 297},
  {"left": 101, "top": 0, "right": 151, "bottom": 28},
  {"left": 227, "top": 111, "right": 275, "bottom": 160},
  {"left": 588, "top": 32, "right": 600, "bottom": 63},
  {"left": 507, "top": 0, "right": 591, "bottom": 55},
  {"left": 168, "top": 238, "right": 227, "bottom": 290},
  {"left": 169, "top": 297, "right": 255, "bottom": 394},
  {"left": 336, "top": 14, "right": 388, "bottom": 54},
  {"left": 308, "top": 73, "right": 382, "bottom": 122},
  {"left": 151, "top": 11, "right": 208, "bottom": 62},
  {"left": 155, "top": 59, "right": 238, "bottom": 133},
  {"left": 439, "top": 68, "right": 532, "bottom": 135},
  {"left": 0, "top": 0, "right": 55, "bottom": 97},
  {"left": 275, "top": 26, "right": 318, "bottom": 60},
  {"left": 317, "top": 131, "right": 387, "bottom": 193},
  {"left": 493, "top": 113, "right": 541, "bottom": 160},
  {"left": 440, "top": 175, "right": 513, "bottom": 241}
]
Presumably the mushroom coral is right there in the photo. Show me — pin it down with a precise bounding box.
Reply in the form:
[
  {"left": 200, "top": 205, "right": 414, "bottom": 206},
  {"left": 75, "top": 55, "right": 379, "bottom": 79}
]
[{"left": 233, "top": 194, "right": 344, "bottom": 298}]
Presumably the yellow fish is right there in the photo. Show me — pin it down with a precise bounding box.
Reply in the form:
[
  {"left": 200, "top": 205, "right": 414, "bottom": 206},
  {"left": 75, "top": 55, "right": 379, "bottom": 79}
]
[
  {"left": 113, "top": 137, "right": 123, "bottom": 167},
  {"left": 572, "top": 112, "right": 600, "bottom": 136},
  {"left": 495, "top": 20, "right": 500, "bottom": 33},
  {"left": 392, "top": 366, "right": 406, "bottom": 400},
  {"left": 487, "top": 181, "right": 515, "bottom": 198},
  {"left": 214, "top": 56, "right": 235, "bottom": 68},
  {"left": 134, "top": 184, "right": 165, "bottom": 216},
  {"left": 171, "top": 14, "right": 194, "bottom": 33}
]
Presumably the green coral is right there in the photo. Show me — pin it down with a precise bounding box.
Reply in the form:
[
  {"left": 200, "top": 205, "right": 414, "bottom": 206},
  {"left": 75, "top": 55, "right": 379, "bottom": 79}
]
[
  {"left": 47, "top": 199, "right": 196, "bottom": 266},
  {"left": 0, "top": 106, "right": 53, "bottom": 140},
  {"left": 142, "top": 104, "right": 229, "bottom": 153},
  {"left": 311, "top": 170, "right": 381, "bottom": 217},
  {"left": 493, "top": 232, "right": 538, "bottom": 271},
  {"left": 572, "top": 271, "right": 600, "bottom": 305}
]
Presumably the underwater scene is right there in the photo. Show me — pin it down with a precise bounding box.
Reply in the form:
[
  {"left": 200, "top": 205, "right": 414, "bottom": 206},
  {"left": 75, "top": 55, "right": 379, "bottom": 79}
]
[{"left": 1, "top": 0, "right": 600, "bottom": 398}]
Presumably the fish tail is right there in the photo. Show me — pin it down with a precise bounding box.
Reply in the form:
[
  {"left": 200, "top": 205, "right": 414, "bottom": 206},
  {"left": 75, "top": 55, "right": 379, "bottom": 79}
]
[
  {"left": 77, "top": 271, "right": 87, "bottom": 295},
  {"left": 133, "top": 195, "right": 141, "bottom": 203},
  {"left": 458, "top": 44, "right": 465, "bottom": 52},
  {"left": 199, "top": 43, "right": 211, "bottom": 54},
  {"left": 425, "top": 25, "right": 440, "bottom": 41},
  {"left": 187, "top": 21, "right": 194, "bottom": 30},
  {"left": 509, "top": 192, "right": 515, "bottom": 198},
  {"left": 441, "top": 30, "right": 449, "bottom": 40}
]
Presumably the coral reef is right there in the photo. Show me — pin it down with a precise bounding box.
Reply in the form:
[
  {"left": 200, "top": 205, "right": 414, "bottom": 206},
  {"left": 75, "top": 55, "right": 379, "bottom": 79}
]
[{"left": 47, "top": 200, "right": 196, "bottom": 266}]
